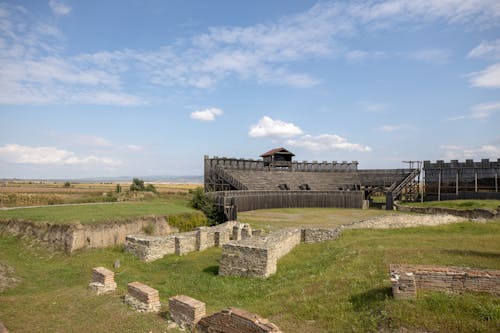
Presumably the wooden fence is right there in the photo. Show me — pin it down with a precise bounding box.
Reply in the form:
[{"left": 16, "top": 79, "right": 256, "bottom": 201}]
[{"left": 209, "top": 190, "right": 364, "bottom": 220}]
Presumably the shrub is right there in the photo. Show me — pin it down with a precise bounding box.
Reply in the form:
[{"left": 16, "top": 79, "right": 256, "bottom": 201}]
[
  {"left": 145, "top": 183, "right": 158, "bottom": 194},
  {"left": 115, "top": 183, "right": 122, "bottom": 193},
  {"left": 168, "top": 212, "right": 208, "bottom": 232},
  {"left": 63, "top": 181, "right": 71, "bottom": 187},
  {"left": 189, "top": 187, "right": 224, "bottom": 225},
  {"left": 130, "top": 178, "right": 145, "bottom": 191}
]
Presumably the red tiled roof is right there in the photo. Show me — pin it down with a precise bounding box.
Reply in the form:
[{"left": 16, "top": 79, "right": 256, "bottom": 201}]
[{"left": 260, "top": 147, "right": 295, "bottom": 157}]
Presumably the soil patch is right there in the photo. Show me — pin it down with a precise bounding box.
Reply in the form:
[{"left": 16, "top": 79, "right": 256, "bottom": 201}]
[{"left": 0, "top": 262, "right": 20, "bottom": 292}]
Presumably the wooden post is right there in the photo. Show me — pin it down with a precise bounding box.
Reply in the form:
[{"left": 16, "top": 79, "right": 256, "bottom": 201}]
[
  {"left": 496, "top": 173, "right": 498, "bottom": 193},
  {"left": 456, "top": 169, "right": 459, "bottom": 196},
  {"left": 475, "top": 171, "right": 478, "bottom": 192},
  {"left": 438, "top": 170, "right": 441, "bottom": 201}
]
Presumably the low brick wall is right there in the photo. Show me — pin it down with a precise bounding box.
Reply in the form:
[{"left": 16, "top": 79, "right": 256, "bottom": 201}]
[
  {"left": 396, "top": 204, "right": 499, "bottom": 219},
  {"left": 168, "top": 295, "right": 206, "bottom": 329},
  {"left": 88, "top": 267, "right": 116, "bottom": 294},
  {"left": 196, "top": 307, "right": 282, "bottom": 333},
  {"left": 125, "top": 221, "right": 245, "bottom": 262},
  {"left": 219, "top": 227, "right": 341, "bottom": 278},
  {"left": 125, "top": 282, "right": 161, "bottom": 313},
  {"left": 390, "top": 264, "right": 500, "bottom": 299}
]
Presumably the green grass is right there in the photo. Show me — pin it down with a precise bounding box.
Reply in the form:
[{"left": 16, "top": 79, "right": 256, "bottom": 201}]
[
  {"left": 2, "top": 221, "right": 498, "bottom": 332},
  {"left": 403, "top": 199, "right": 500, "bottom": 210},
  {"left": 238, "top": 207, "right": 403, "bottom": 231},
  {"left": 0, "top": 198, "right": 196, "bottom": 224}
]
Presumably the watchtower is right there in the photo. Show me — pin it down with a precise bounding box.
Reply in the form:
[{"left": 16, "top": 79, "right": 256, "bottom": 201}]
[{"left": 260, "top": 148, "right": 295, "bottom": 170}]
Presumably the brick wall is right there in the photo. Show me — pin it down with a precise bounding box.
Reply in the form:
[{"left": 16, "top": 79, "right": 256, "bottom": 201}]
[
  {"left": 196, "top": 307, "right": 282, "bottom": 333},
  {"left": 390, "top": 264, "right": 500, "bottom": 299}
]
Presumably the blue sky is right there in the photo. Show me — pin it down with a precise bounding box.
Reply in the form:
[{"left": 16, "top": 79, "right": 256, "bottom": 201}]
[{"left": 0, "top": 0, "right": 499, "bottom": 179}]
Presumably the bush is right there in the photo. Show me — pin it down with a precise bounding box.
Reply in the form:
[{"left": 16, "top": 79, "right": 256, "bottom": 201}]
[
  {"left": 189, "top": 187, "right": 224, "bottom": 225},
  {"left": 115, "top": 183, "right": 122, "bottom": 193},
  {"left": 130, "top": 178, "right": 145, "bottom": 191},
  {"left": 145, "top": 183, "right": 158, "bottom": 194},
  {"left": 63, "top": 182, "right": 71, "bottom": 187},
  {"left": 168, "top": 212, "right": 208, "bottom": 232}
]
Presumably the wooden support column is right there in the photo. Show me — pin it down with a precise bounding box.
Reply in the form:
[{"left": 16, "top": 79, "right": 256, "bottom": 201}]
[
  {"left": 456, "top": 169, "right": 459, "bottom": 196},
  {"left": 475, "top": 171, "right": 478, "bottom": 192},
  {"left": 496, "top": 173, "right": 498, "bottom": 193},
  {"left": 438, "top": 170, "right": 441, "bottom": 201}
]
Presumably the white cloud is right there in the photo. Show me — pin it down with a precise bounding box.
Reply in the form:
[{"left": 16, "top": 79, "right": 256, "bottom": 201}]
[
  {"left": 468, "top": 39, "right": 500, "bottom": 59},
  {"left": 49, "top": 0, "right": 71, "bottom": 16},
  {"left": 249, "top": 116, "right": 303, "bottom": 138},
  {"left": 190, "top": 108, "right": 224, "bottom": 121},
  {"left": 467, "top": 63, "right": 500, "bottom": 88},
  {"left": 286, "top": 134, "right": 372, "bottom": 152},
  {"left": 378, "top": 124, "right": 413, "bottom": 132},
  {"left": 0, "top": 144, "right": 122, "bottom": 167},
  {"left": 441, "top": 144, "right": 500, "bottom": 160}
]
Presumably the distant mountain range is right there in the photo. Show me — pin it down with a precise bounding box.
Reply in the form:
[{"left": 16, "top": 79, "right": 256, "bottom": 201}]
[{"left": 1, "top": 175, "right": 203, "bottom": 183}]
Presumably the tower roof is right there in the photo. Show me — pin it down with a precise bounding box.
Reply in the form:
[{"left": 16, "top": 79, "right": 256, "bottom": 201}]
[{"left": 260, "top": 147, "right": 295, "bottom": 157}]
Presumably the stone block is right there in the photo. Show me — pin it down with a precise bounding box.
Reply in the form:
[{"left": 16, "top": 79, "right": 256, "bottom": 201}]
[
  {"left": 88, "top": 267, "right": 116, "bottom": 295},
  {"left": 196, "top": 227, "right": 209, "bottom": 251},
  {"left": 168, "top": 295, "right": 206, "bottom": 329},
  {"left": 175, "top": 233, "right": 197, "bottom": 255},
  {"left": 196, "top": 307, "right": 282, "bottom": 333},
  {"left": 241, "top": 224, "right": 252, "bottom": 239},
  {"left": 125, "top": 282, "right": 161, "bottom": 313}
]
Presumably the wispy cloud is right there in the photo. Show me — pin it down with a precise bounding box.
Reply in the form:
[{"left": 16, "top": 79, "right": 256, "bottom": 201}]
[
  {"left": 249, "top": 116, "right": 303, "bottom": 138},
  {"left": 467, "top": 63, "right": 500, "bottom": 88},
  {"left": 447, "top": 102, "right": 500, "bottom": 121},
  {"left": 441, "top": 144, "right": 500, "bottom": 160},
  {"left": 286, "top": 134, "right": 371, "bottom": 152},
  {"left": 190, "top": 108, "right": 224, "bottom": 122},
  {"left": 408, "top": 49, "right": 451, "bottom": 64},
  {"left": 2, "top": 1, "right": 500, "bottom": 105},
  {"left": 49, "top": 0, "right": 71, "bottom": 16},
  {"left": 378, "top": 124, "right": 413, "bottom": 132},
  {"left": 468, "top": 39, "right": 500, "bottom": 59},
  {"left": 358, "top": 100, "right": 388, "bottom": 113},
  {"left": 0, "top": 144, "right": 122, "bottom": 167}
]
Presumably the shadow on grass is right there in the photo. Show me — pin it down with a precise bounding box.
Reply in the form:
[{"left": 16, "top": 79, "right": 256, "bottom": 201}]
[
  {"left": 349, "top": 287, "right": 392, "bottom": 312},
  {"left": 203, "top": 265, "right": 219, "bottom": 275},
  {"left": 440, "top": 249, "right": 500, "bottom": 259}
]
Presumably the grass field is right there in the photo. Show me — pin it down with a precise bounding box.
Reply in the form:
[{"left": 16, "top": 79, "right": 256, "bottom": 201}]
[
  {"left": 403, "top": 199, "right": 500, "bottom": 210},
  {"left": 238, "top": 207, "right": 404, "bottom": 231},
  {"left": 0, "top": 198, "right": 196, "bottom": 224},
  {"left": 0, "top": 221, "right": 499, "bottom": 332}
]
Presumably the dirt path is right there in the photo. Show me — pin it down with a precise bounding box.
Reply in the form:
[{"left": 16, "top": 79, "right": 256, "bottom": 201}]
[{"left": 343, "top": 213, "right": 467, "bottom": 230}]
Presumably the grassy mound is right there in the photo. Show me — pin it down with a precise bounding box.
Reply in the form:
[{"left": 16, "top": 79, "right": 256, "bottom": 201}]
[{"left": 403, "top": 200, "right": 500, "bottom": 210}]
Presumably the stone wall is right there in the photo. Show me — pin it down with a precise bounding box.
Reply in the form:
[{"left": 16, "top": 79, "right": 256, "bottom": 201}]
[
  {"left": 219, "top": 227, "right": 341, "bottom": 278},
  {"left": 168, "top": 295, "right": 206, "bottom": 329},
  {"left": 196, "top": 307, "right": 282, "bottom": 333},
  {"left": 88, "top": 267, "right": 116, "bottom": 295},
  {"left": 396, "top": 204, "right": 499, "bottom": 219},
  {"left": 0, "top": 215, "right": 179, "bottom": 253},
  {"left": 125, "top": 221, "right": 246, "bottom": 262},
  {"left": 124, "top": 282, "right": 161, "bottom": 313},
  {"left": 390, "top": 264, "right": 500, "bottom": 299}
]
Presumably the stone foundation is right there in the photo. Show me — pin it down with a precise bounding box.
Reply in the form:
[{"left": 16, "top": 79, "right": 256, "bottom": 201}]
[
  {"left": 125, "top": 221, "right": 248, "bottom": 262},
  {"left": 196, "top": 307, "right": 282, "bottom": 333},
  {"left": 168, "top": 295, "right": 206, "bottom": 329},
  {"left": 88, "top": 267, "right": 117, "bottom": 294},
  {"left": 220, "top": 227, "right": 341, "bottom": 278},
  {"left": 390, "top": 264, "right": 500, "bottom": 299},
  {"left": 125, "top": 282, "right": 161, "bottom": 313}
]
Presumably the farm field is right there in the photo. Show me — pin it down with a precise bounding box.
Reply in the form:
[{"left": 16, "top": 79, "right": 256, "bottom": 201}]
[
  {"left": 0, "top": 220, "right": 499, "bottom": 332},
  {"left": 0, "top": 181, "right": 201, "bottom": 207}
]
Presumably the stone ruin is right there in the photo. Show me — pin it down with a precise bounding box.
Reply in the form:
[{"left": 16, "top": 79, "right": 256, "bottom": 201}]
[
  {"left": 390, "top": 264, "right": 500, "bottom": 299},
  {"left": 219, "top": 227, "right": 342, "bottom": 278},
  {"left": 125, "top": 221, "right": 253, "bottom": 262},
  {"left": 88, "top": 267, "right": 117, "bottom": 294},
  {"left": 124, "top": 281, "right": 161, "bottom": 313},
  {"left": 168, "top": 295, "right": 206, "bottom": 330},
  {"left": 168, "top": 295, "right": 282, "bottom": 333}
]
